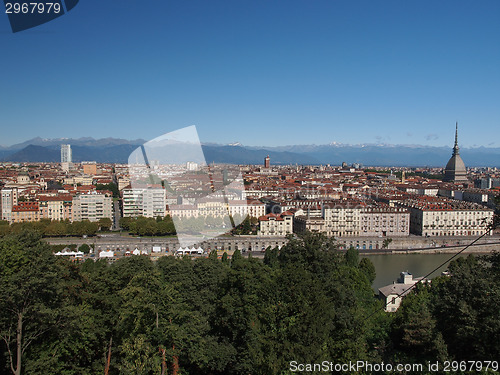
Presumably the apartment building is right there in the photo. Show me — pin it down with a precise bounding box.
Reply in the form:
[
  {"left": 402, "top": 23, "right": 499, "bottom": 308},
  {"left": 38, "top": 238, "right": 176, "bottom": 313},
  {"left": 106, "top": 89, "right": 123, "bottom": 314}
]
[
  {"left": 168, "top": 204, "right": 199, "bottom": 218},
  {"left": 360, "top": 206, "right": 410, "bottom": 237},
  {"left": 73, "top": 192, "right": 113, "bottom": 222},
  {"left": 322, "top": 202, "right": 363, "bottom": 237},
  {"left": 397, "top": 196, "right": 494, "bottom": 236},
  {"left": 258, "top": 212, "right": 293, "bottom": 236},
  {"left": 294, "top": 215, "right": 325, "bottom": 233},
  {"left": 39, "top": 195, "right": 73, "bottom": 221},
  {"left": 11, "top": 202, "right": 40, "bottom": 223},
  {"left": 227, "top": 200, "right": 266, "bottom": 219},
  {"left": 123, "top": 186, "right": 166, "bottom": 218},
  {"left": 1, "top": 188, "right": 18, "bottom": 222},
  {"left": 82, "top": 162, "right": 98, "bottom": 175}
]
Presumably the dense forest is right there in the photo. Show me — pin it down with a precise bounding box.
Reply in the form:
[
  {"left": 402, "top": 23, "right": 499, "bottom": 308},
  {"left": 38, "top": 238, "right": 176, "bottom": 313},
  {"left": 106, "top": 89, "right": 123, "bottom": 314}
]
[{"left": 1, "top": 230, "right": 499, "bottom": 374}]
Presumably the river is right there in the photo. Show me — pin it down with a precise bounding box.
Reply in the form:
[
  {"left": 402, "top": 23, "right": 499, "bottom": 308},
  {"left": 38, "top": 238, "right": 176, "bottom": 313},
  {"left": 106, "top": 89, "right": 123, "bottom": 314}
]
[{"left": 362, "top": 253, "right": 483, "bottom": 291}]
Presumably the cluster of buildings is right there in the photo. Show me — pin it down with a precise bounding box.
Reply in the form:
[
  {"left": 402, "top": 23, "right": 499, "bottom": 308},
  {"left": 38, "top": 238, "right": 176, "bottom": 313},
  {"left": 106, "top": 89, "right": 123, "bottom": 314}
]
[
  {"left": 0, "top": 127, "right": 498, "bottom": 240},
  {"left": 0, "top": 145, "right": 114, "bottom": 224},
  {"left": 241, "top": 126, "right": 496, "bottom": 238}
]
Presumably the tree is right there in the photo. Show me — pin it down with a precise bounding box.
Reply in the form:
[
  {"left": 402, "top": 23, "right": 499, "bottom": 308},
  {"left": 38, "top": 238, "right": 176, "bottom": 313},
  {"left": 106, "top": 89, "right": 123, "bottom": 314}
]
[
  {"left": 433, "top": 254, "right": 500, "bottom": 360},
  {"left": 233, "top": 216, "right": 252, "bottom": 235},
  {"left": 231, "top": 249, "right": 242, "bottom": 266},
  {"left": 119, "top": 335, "right": 161, "bottom": 375},
  {"left": 232, "top": 213, "right": 243, "bottom": 227},
  {"left": 96, "top": 183, "right": 119, "bottom": 198},
  {"left": 174, "top": 217, "right": 206, "bottom": 236},
  {"left": 345, "top": 245, "right": 359, "bottom": 267},
  {"left": 0, "top": 231, "right": 65, "bottom": 375},
  {"left": 120, "top": 217, "right": 132, "bottom": 231},
  {"left": 269, "top": 232, "right": 377, "bottom": 367},
  {"left": 382, "top": 238, "right": 393, "bottom": 249},
  {"left": 70, "top": 220, "right": 98, "bottom": 237},
  {"left": 359, "top": 257, "right": 376, "bottom": 284},
  {"left": 212, "top": 257, "right": 272, "bottom": 373},
  {"left": 22, "top": 261, "right": 107, "bottom": 375},
  {"left": 44, "top": 221, "right": 67, "bottom": 237},
  {"left": 0, "top": 224, "right": 10, "bottom": 238},
  {"left": 156, "top": 256, "right": 230, "bottom": 374},
  {"left": 208, "top": 249, "right": 218, "bottom": 260},
  {"left": 79, "top": 243, "right": 91, "bottom": 254},
  {"left": 98, "top": 218, "right": 112, "bottom": 232},
  {"left": 157, "top": 218, "right": 176, "bottom": 236},
  {"left": 263, "top": 246, "right": 279, "bottom": 268},
  {"left": 391, "top": 284, "right": 448, "bottom": 362}
]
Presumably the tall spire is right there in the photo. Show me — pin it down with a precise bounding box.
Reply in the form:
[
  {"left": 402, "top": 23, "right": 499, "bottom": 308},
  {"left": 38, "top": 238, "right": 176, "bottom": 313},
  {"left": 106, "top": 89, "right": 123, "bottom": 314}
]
[{"left": 453, "top": 121, "right": 460, "bottom": 155}]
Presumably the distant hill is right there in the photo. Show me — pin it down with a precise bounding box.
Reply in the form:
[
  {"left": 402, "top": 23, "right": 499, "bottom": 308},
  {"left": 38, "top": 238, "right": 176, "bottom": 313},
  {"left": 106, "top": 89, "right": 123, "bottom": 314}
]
[
  {"left": 4, "top": 145, "right": 60, "bottom": 162},
  {"left": 0, "top": 150, "right": 12, "bottom": 159},
  {"left": 2, "top": 137, "right": 146, "bottom": 151},
  {"left": 2, "top": 137, "right": 500, "bottom": 167},
  {"left": 2, "top": 144, "right": 142, "bottom": 164},
  {"left": 71, "top": 144, "right": 141, "bottom": 163},
  {"left": 2, "top": 144, "right": 317, "bottom": 165},
  {"left": 201, "top": 145, "right": 319, "bottom": 165},
  {"left": 257, "top": 144, "right": 500, "bottom": 167}
]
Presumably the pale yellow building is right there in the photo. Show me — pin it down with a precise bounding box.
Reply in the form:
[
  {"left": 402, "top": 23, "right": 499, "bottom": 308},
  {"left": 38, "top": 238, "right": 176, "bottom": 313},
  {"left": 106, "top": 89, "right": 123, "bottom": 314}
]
[
  {"left": 39, "top": 194, "right": 73, "bottom": 221},
  {"left": 258, "top": 212, "right": 293, "bottom": 236},
  {"left": 11, "top": 202, "right": 40, "bottom": 223}
]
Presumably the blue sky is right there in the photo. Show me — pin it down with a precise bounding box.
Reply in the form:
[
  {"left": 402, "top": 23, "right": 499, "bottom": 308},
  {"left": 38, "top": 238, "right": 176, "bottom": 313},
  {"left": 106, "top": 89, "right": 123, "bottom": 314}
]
[{"left": 0, "top": 0, "right": 499, "bottom": 148}]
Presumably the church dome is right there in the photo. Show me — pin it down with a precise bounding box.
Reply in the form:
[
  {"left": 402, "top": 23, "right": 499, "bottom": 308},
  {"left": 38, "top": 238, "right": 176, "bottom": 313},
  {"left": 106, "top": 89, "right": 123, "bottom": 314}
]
[
  {"left": 443, "top": 123, "right": 468, "bottom": 183},
  {"left": 445, "top": 154, "right": 466, "bottom": 174}
]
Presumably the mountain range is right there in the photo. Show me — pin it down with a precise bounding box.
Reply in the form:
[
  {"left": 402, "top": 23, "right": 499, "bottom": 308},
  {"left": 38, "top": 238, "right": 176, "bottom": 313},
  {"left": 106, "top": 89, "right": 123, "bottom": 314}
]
[{"left": 1, "top": 137, "right": 499, "bottom": 167}]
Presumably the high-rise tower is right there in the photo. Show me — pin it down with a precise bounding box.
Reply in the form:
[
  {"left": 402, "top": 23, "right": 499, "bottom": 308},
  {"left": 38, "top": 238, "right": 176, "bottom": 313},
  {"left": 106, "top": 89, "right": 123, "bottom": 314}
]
[
  {"left": 61, "top": 144, "right": 72, "bottom": 163},
  {"left": 264, "top": 155, "right": 270, "bottom": 169},
  {"left": 443, "top": 123, "right": 467, "bottom": 183},
  {"left": 61, "top": 144, "right": 72, "bottom": 172}
]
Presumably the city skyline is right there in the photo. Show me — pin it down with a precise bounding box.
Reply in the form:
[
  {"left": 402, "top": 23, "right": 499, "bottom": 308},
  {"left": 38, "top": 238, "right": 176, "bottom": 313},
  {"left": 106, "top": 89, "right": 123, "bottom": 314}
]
[
  {"left": 1, "top": 1, "right": 499, "bottom": 148},
  {"left": 1, "top": 124, "right": 500, "bottom": 149}
]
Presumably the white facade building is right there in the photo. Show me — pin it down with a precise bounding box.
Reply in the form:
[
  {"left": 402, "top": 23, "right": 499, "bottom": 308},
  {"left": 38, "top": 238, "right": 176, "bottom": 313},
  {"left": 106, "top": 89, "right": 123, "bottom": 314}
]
[
  {"left": 322, "top": 203, "right": 362, "bottom": 237},
  {"left": 61, "top": 144, "right": 72, "bottom": 172},
  {"left": 227, "top": 200, "right": 266, "bottom": 219},
  {"left": 73, "top": 192, "right": 113, "bottom": 222},
  {"left": 123, "top": 186, "right": 166, "bottom": 218},
  {"left": 398, "top": 196, "right": 494, "bottom": 236},
  {"left": 360, "top": 206, "right": 410, "bottom": 237},
  {"left": 1, "top": 188, "right": 17, "bottom": 223},
  {"left": 379, "top": 272, "right": 428, "bottom": 312},
  {"left": 61, "top": 144, "right": 72, "bottom": 163},
  {"left": 258, "top": 212, "right": 293, "bottom": 236}
]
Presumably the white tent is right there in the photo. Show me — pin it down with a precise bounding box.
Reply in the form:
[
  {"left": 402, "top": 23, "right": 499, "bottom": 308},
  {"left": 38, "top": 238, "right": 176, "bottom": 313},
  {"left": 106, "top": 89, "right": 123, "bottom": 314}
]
[
  {"left": 54, "top": 251, "right": 84, "bottom": 257},
  {"left": 176, "top": 247, "right": 189, "bottom": 255}
]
